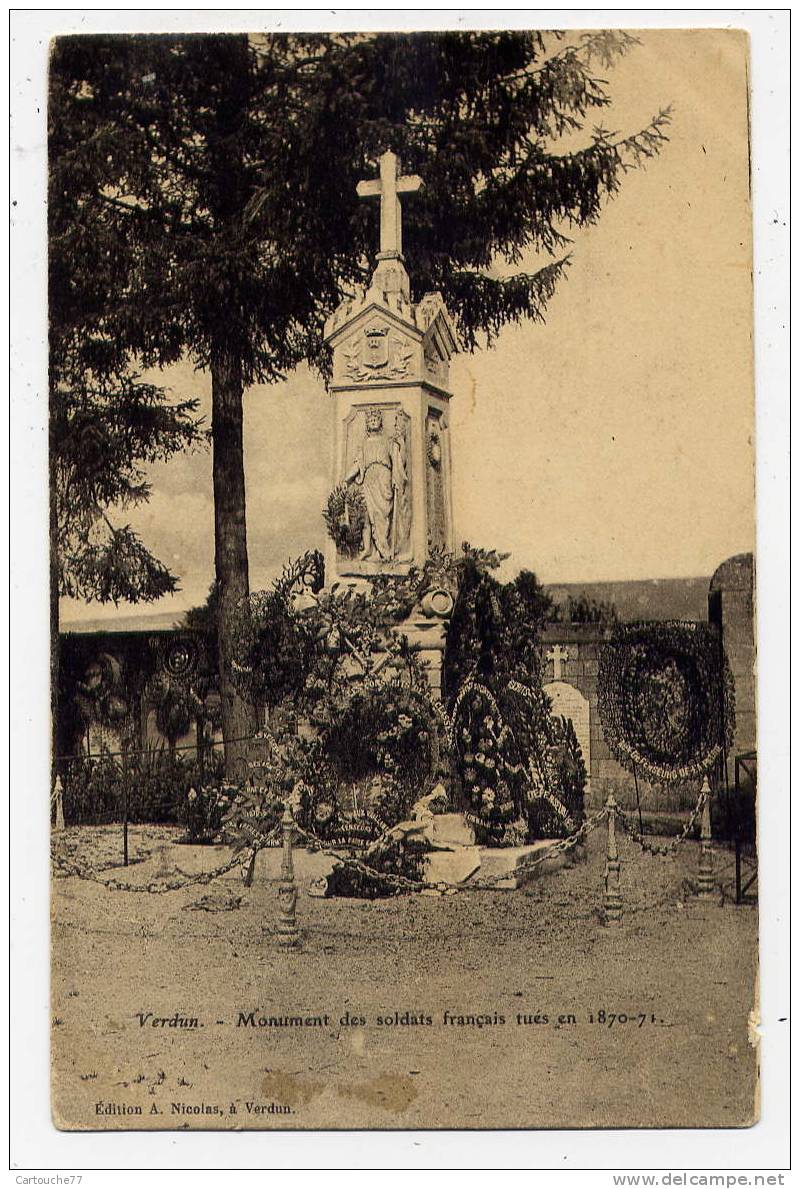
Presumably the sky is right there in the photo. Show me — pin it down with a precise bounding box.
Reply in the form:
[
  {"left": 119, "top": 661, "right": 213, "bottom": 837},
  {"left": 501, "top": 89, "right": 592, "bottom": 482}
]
[{"left": 59, "top": 29, "right": 754, "bottom": 627}]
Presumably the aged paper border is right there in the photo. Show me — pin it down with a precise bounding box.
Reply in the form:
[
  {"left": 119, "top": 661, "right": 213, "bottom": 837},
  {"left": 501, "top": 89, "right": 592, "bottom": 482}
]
[{"left": 9, "top": 5, "right": 790, "bottom": 1175}]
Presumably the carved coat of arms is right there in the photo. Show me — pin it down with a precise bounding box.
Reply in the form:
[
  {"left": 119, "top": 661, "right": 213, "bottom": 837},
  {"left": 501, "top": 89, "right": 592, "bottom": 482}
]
[
  {"left": 364, "top": 326, "right": 389, "bottom": 369},
  {"left": 343, "top": 323, "right": 414, "bottom": 382}
]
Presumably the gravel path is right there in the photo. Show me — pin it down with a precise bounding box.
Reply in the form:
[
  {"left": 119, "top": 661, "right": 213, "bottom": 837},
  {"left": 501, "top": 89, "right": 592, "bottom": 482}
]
[{"left": 51, "top": 825, "right": 758, "bottom": 1131}]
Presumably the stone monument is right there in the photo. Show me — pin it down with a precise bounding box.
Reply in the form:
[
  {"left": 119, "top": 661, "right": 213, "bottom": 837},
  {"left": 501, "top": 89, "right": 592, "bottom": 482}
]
[{"left": 323, "top": 151, "right": 460, "bottom": 697}]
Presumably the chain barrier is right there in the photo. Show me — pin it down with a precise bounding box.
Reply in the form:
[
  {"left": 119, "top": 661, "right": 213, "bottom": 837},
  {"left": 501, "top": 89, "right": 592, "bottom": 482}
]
[
  {"left": 616, "top": 786, "right": 709, "bottom": 856},
  {"left": 51, "top": 823, "right": 281, "bottom": 894},
  {"left": 52, "top": 784, "right": 714, "bottom": 906},
  {"left": 466, "top": 807, "right": 608, "bottom": 889},
  {"left": 291, "top": 821, "right": 433, "bottom": 893},
  {"left": 595, "top": 788, "right": 730, "bottom": 915},
  {"left": 291, "top": 806, "right": 610, "bottom": 894},
  {"left": 52, "top": 802, "right": 614, "bottom": 898},
  {"left": 51, "top": 848, "right": 245, "bottom": 894}
]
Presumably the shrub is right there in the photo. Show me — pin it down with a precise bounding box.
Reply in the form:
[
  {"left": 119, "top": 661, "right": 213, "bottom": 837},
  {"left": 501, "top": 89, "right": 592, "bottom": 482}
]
[
  {"left": 549, "top": 593, "right": 618, "bottom": 625},
  {"left": 59, "top": 747, "right": 225, "bottom": 826},
  {"left": 60, "top": 752, "right": 123, "bottom": 824},
  {"left": 185, "top": 783, "right": 237, "bottom": 843}
]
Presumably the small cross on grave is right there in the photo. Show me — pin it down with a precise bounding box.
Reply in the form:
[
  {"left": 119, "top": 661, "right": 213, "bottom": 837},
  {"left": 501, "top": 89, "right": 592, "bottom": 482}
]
[
  {"left": 357, "top": 150, "right": 423, "bottom": 259},
  {"left": 547, "top": 644, "right": 570, "bottom": 681}
]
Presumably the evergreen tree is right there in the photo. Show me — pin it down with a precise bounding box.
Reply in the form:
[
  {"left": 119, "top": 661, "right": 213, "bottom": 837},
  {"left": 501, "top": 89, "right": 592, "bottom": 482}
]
[
  {"left": 49, "top": 336, "right": 204, "bottom": 764},
  {"left": 49, "top": 31, "right": 669, "bottom": 774},
  {"left": 51, "top": 361, "right": 204, "bottom": 607}
]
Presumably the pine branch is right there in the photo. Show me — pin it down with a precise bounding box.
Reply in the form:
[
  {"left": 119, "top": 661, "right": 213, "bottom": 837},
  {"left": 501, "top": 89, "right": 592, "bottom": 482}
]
[{"left": 444, "top": 258, "right": 571, "bottom": 350}]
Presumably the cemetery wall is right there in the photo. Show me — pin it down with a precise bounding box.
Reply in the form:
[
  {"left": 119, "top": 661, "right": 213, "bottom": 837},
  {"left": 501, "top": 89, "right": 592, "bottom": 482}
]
[
  {"left": 539, "top": 624, "right": 632, "bottom": 807},
  {"left": 709, "top": 553, "right": 756, "bottom": 772},
  {"left": 57, "top": 553, "right": 755, "bottom": 814},
  {"left": 539, "top": 551, "right": 756, "bottom": 808}
]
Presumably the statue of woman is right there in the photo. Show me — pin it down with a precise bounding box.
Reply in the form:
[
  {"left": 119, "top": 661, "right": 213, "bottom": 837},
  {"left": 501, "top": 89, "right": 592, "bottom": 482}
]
[{"left": 345, "top": 407, "right": 409, "bottom": 561}]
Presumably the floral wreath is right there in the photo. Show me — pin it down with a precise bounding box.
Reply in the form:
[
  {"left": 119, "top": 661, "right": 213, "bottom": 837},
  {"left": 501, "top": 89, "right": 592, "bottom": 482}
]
[
  {"left": 597, "top": 620, "right": 735, "bottom": 782},
  {"left": 323, "top": 484, "right": 367, "bottom": 555}
]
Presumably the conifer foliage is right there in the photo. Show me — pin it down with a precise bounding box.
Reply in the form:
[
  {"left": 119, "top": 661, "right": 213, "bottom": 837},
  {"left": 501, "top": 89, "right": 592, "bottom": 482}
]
[{"left": 50, "top": 31, "right": 669, "bottom": 772}]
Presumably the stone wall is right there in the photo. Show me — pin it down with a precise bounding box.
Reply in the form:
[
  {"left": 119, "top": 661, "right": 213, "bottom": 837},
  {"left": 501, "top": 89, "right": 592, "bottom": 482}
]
[
  {"left": 540, "top": 552, "right": 756, "bottom": 809},
  {"left": 709, "top": 553, "right": 756, "bottom": 777},
  {"left": 539, "top": 624, "right": 631, "bottom": 807}
]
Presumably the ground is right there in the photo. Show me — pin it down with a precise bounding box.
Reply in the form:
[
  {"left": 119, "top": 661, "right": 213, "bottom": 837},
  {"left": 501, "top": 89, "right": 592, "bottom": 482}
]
[{"left": 51, "top": 824, "right": 758, "bottom": 1131}]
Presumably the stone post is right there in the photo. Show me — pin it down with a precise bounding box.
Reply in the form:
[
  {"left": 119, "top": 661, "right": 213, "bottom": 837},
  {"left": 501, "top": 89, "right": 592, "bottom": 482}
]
[
  {"left": 399, "top": 587, "right": 454, "bottom": 702},
  {"left": 697, "top": 776, "right": 715, "bottom": 899},
  {"left": 154, "top": 843, "right": 172, "bottom": 879},
  {"left": 277, "top": 805, "right": 300, "bottom": 948},
  {"left": 603, "top": 794, "right": 622, "bottom": 926},
  {"left": 53, "top": 776, "right": 65, "bottom": 832}
]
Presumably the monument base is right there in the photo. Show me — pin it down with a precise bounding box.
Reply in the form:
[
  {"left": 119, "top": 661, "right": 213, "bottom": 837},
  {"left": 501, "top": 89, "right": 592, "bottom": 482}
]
[
  {"left": 335, "top": 557, "right": 415, "bottom": 579},
  {"left": 398, "top": 611, "right": 448, "bottom": 701}
]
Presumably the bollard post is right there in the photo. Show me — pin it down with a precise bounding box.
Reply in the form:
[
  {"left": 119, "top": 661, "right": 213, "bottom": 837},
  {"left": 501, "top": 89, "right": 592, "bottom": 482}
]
[
  {"left": 603, "top": 794, "right": 622, "bottom": 926},
  {"left": 123, "top": 783, "right": 129, "bottom": 867},
  {"left": 697, "top": 776, "right": 715, "bottom": 899},
  {"left": 154, "top": 842, "right": 172, "bottom": 879},
  {"left": 277, "top": 805, "right": 300, "bottom": 948},
  {"left": 53, "top": 776, "right": 65, "bottom": 832}
]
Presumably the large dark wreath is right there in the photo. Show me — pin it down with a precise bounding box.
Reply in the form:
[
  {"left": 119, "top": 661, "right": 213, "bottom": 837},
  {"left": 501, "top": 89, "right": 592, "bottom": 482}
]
[
  {"left": 597, "top": 620, "right": 735, "bottom": 782},
  {"left": 321, "top": 682, "right": 441, "bottom": 812}
]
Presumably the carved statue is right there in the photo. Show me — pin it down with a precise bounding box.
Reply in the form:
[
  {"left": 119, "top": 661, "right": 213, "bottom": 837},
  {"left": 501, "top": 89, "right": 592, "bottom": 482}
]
[{"left": 344, "top": 408, "right": 411, "bottom": 561}]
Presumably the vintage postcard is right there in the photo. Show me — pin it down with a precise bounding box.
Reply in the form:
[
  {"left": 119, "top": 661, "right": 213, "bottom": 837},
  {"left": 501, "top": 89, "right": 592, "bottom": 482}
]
[{"left": 47, "top": 26, "right": 757, "bottom": 1132}]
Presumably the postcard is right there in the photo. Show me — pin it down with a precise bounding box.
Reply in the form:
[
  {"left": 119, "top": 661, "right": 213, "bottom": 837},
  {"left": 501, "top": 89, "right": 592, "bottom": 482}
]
[{"left": 48, "top": 26, "right": 757, "bottom": 1131}]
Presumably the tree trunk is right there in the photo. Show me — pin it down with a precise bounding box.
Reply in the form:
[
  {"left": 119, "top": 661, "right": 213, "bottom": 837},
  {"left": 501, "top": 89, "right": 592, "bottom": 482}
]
[{"left": 211, "top": 347, "right": 256, "bottom": 778}]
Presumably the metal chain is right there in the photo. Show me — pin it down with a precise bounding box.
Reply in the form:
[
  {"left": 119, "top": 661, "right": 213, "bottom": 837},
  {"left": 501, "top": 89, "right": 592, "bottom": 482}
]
[
  {"left": 52, "top": 799, "right": 613, "bottom": 897},
  {"left": 292, "top": 806, "right": 610, "bottom": 893},
  {"left": 291, "top": 821, "right": 433, "bottom": 892},
  {"left": 51, "top": 849, "right": 247, "bottom": 893},
  {"left": 54, "top": 792, "right": 686, "bottom": 899},
  {"left": 51, "top": 824, "right": 281, "bottom": 894},
  {"left": 466, "top": 806, "right": 609, "bottom": 889},
  {"left": 616, "top": 786, "right": 709, "bottom": 856}
]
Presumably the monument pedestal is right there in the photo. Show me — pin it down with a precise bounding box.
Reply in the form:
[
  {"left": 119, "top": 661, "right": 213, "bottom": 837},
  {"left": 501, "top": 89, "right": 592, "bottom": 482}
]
[
  {"left": 321, "top": 151, "right": 460, "bottom": 705},
  {"left": 397, "top": 587, "right": 454, "bottom": 701}
]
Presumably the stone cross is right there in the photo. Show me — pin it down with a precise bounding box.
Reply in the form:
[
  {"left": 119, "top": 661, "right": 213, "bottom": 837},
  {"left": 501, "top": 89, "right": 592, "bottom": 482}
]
[
  {"left": 357, "top": 150, "right": 423, "bottom": 259},
  {"left": 547, "top": 644, "right": 570, "bottom": 681}
]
